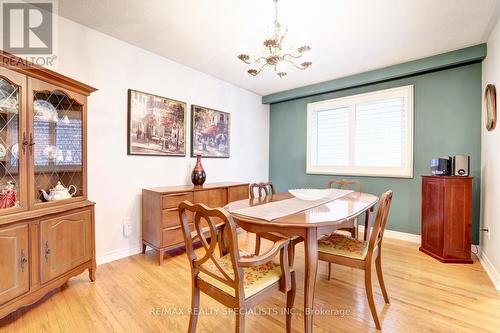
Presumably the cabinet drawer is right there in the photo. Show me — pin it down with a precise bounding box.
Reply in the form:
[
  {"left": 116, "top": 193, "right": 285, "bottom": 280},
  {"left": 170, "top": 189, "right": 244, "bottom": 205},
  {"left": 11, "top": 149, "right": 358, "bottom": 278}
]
[
  {"left": 228, "top": 185, "right": 249, "bottom": 203},
  {"left": 162, "top": 192, "right": 193, "bottom": 209},
  {"left": 0, "top": 224, "right": 29, "bottom": 305},
  {"left": 40, "top": 210, "right": 92, "bottom": 284},
  {"left": 193, "top": 188, "right": 227, "bottom": 208},
  {"left": 162, "top": 223, "right": 193, "bottom": 248},
  {"left": 162, "top": 208, "right": 193, "bottom": 228}
]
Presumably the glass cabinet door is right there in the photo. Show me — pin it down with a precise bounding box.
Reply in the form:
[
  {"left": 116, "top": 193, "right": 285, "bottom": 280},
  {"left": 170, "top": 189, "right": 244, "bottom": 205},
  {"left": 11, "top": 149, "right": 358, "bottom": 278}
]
[
  {"left": 31, "top": 87, "right": 85, "bottom": 205},
  {"left": 0, "top": 71, "right": 26, "bottom": 212}
]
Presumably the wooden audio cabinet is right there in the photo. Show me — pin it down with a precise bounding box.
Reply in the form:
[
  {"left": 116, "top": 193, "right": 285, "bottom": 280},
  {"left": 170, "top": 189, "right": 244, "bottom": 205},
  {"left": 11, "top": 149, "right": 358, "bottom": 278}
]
[{"left": 420, "top": 176, "right": 473, "bottom": 263}]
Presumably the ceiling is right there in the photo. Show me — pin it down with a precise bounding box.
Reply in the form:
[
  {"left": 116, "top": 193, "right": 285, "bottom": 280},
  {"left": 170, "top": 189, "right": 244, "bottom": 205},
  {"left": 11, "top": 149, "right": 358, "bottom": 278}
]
[{"left": 57, "top": 0, "right": 500, "bottom": 96}]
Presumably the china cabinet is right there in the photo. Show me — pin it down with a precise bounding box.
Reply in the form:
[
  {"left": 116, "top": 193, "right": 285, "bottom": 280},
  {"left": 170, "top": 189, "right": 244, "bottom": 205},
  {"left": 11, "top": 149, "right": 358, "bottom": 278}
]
[{"left": 0, "top": 51, "right": 96, "bottom": 319}]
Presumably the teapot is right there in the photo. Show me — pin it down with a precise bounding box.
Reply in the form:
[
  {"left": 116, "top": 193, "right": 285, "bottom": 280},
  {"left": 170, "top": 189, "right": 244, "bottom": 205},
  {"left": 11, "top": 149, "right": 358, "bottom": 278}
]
[{"left": 41, "top": 182, "right": 77, "bottom": 201}]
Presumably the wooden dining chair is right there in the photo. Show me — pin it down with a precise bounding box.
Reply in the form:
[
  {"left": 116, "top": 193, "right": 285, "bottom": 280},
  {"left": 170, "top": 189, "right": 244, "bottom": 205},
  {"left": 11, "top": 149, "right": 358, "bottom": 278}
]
[
  {"left": 178, "top": 201, "right": 296, "bottom": 333},
  {"left": 250, "top": 182, "right": 303, "bottom": 265},
  {"left": 317, "top": 190, "right": 393, "bottom": 330},
  {"left": 249, "top": 181, "right": 276, "bottom": 199},
  {"left": 327, "top": 179, "right": 362, "bottom": 239}
]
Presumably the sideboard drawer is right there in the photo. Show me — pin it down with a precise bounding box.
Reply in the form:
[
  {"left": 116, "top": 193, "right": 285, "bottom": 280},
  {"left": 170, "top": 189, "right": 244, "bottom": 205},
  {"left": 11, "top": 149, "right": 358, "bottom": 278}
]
[
  {"left": 228, "top": 185, "right": 249, "bottom": 203},
  {"left": 162, "top": 208, "right": 193, "bottom": 228},
  {"left": 193, "top": 189, "right": 227, "bottom": 208},
  {"left": 162, "top": 193, "right": 194, "bottom": 209},
  {"left": 162, "top": 224, "right": 193, "bottom": 247}
]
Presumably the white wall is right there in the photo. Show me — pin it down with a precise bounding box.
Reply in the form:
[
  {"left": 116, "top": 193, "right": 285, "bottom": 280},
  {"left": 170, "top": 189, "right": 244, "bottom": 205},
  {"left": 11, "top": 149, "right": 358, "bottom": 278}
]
[
  {"left": 481, "top": 16, "right": 500, "bottom": 290},
  {"left": 50, "top": 17, "right": 269, "bottom": 263}
]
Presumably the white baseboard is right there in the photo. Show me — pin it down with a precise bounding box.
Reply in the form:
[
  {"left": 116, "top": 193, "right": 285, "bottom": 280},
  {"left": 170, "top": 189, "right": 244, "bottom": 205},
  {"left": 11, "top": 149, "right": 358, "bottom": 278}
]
[
  {"left": 358, "top": 225, "right": 421, "bottom": 244},
  {"left": 96, "top": 245, "right": 142, "bottom": 265},
  {"left": 357, "top": 226, "right": 499, "bottom": 291},
  {"left": 477, "top": 250, "right": 500, "bottom": 290}
]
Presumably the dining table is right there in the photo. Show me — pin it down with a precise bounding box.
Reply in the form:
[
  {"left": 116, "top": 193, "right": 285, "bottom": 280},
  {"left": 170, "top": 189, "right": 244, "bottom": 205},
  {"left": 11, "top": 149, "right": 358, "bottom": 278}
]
[{"left": 224, "top": 191, "right": 379, "bottom": 333}]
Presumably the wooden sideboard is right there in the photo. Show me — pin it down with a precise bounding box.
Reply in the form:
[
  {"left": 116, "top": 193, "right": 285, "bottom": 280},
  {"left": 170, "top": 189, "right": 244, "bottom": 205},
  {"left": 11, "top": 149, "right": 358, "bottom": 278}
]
[
  {"left": 142, "top": 182, "right": 249, "bottom": 264},
  {"left": 420, "top": 176, "right": 473, "bottom": 263},
  {"left": 0, "top": 51, "right": 97, "bottom": 319}
]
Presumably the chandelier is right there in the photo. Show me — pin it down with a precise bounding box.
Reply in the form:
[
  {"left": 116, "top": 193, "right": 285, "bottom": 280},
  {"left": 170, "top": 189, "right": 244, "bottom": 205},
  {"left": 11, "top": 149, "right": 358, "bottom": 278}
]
[{"left": 237, "top": 0, "right": 312, "bottom": 78}]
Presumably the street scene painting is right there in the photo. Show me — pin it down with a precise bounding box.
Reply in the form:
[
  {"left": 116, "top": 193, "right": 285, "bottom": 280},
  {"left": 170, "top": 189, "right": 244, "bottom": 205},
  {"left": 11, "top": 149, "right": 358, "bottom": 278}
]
[
  {"left": 128, "top": 90, "right": 186, "bottom": 156},
  {"left": 191, "top": 105, "right": 230, "bottom": 158}
]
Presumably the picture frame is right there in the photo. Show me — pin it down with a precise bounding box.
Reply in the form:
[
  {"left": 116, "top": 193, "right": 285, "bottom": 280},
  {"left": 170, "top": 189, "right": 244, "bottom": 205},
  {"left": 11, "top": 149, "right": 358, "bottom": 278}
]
[
  {"left": 190, "top": 105, "right": 230, "bottom": 158},
  {"left": 484, "top": 84, "right": 497, "bottom": 132},
  {"left": 127, "top": 89, "right": 187, "bottom": 156}
]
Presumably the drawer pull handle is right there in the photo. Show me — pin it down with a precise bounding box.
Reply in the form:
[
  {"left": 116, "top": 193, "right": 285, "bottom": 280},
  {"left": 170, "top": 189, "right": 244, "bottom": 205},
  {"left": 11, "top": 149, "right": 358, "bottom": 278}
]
[
  {"left": 20, "top": 249, "right": 27, "bottom": 272},
  {"left": 45, "top": 241, "right": 51, "bottom": 262}
]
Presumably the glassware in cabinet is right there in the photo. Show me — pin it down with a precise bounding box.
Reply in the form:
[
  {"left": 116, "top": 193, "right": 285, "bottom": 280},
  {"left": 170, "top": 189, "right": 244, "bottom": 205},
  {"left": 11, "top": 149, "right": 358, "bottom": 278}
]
[
  {"left": 29, "top": 82, "right": 86, "bottom": 206},
  {"left": 0, "top": 68, "right": 27, "bottom": 213}
]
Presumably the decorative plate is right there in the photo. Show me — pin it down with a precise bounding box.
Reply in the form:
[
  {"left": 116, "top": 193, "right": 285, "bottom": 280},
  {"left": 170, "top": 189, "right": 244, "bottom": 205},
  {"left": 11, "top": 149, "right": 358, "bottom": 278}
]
[
  {"left": 485, "top": 84, "right": 497, "bottom": 131},
  {"left": 288, "top": 188, "right": 334, "bottom": 201},
  {"left": 10, "top": 143, "right": 18, "bottom": 159},
  {"left": 34, "top": 99, "right": 58, "bottom": 123}
]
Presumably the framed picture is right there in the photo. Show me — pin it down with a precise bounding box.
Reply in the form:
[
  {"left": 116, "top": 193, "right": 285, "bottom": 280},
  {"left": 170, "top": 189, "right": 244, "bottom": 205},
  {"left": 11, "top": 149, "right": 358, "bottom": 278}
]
[
  {"left": 127, "top": 89, "right": 186, "bottom": 156},
  {"left": 484, "top": 84, "right": 497, "bottom": 131},
  {"left": 191, "top": 105, "right": 230, "bottom": 158}
]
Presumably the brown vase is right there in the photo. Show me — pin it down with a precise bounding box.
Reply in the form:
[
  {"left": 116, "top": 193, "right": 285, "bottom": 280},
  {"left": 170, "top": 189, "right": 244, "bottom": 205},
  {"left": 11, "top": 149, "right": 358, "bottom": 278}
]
[{"left": 191, "top": 154, "right": 206, "bottom": 186}]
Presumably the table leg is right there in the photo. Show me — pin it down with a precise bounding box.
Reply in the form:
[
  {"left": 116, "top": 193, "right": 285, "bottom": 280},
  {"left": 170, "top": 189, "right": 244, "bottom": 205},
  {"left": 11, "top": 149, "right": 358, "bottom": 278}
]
[
  {"left": 364, "top": 206, "right": 374, "bottom": 241},
  {"left": 364, "top": 210, "right": 369, "bottom": 241},
  {"left": 304, "top": 227, "right": 318, "bottom": 333}
]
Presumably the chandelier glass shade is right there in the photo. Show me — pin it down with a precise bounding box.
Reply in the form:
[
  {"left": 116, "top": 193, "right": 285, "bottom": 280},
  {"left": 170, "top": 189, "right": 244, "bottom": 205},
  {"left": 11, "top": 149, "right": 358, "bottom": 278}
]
[{"left": 237, "top": 0, "right": 312, "bottom": 78}]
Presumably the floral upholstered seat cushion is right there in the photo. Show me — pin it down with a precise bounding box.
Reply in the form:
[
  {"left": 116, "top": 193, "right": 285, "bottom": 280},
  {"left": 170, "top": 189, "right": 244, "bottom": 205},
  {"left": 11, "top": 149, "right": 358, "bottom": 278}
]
[
  {"left": 318, "top": 233, "right": 368, "bottom": 260},
  {"left": 198, "top": 252, "right": 284, "bottom": 298}
]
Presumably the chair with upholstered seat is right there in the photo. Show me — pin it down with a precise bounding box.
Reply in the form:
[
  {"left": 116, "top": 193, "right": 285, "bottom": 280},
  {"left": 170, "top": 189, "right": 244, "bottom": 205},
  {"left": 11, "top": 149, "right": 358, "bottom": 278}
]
[
  {"left": 250, "top": 182, "right": 303, "bottom": 265},
  {"left": 178, "top": 201, "right": 296, "bottom": 333},
  {"left": 325, "top": 179, "right": 365, "bottom": 280},
  {"left": 327, "top": 179, "right": 362, "bottom": 239},
  {"left": 318, "top": 190, "right": 393, "bottom": 330}
]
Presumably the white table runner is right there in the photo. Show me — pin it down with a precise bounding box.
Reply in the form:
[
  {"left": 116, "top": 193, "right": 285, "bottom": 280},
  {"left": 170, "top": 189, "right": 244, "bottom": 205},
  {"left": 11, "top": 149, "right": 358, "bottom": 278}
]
[{"left": 229, "top": 189, "right": 353, "bottom": 221}]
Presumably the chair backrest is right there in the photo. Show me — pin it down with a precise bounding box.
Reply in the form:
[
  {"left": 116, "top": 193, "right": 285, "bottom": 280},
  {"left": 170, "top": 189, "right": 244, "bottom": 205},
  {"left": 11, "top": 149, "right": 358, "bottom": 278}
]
[
  {"left": 327, "top": 179, "right": 361, "bottom": 192},
  {"left": 367, "top": 191, "right": 393, "bottom": 256},
  {"left": 178, "top": 201, "right": 244, "bottom": 297},
  {"left": 249, "top": 181, "right": 276, "bottom": 199}
]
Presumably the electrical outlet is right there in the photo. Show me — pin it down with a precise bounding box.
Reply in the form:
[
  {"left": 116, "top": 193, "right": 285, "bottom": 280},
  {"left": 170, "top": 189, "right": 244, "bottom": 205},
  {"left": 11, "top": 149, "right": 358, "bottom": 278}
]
[
  {"left": 481, "top": 226, "right": 491, "bottom": 240},
  {"left": 123, "top": 219, "right": 132, "bottom": 237}
]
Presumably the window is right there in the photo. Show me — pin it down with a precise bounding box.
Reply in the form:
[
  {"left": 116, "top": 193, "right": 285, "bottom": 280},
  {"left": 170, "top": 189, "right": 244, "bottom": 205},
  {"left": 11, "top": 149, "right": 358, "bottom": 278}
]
[{"left": 307, "top": 85, "right": 413, "bottom": 178}]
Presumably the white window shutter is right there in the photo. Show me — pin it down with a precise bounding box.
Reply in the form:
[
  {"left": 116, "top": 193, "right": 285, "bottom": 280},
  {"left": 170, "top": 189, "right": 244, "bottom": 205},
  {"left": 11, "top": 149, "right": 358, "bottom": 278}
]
[
  {"left": 313, "top": 107, "right": 350, "bottom": 166},
  {"left": 307, "top": 85, "right": 413, "bottom": 178},
  {"left": 354, "top": 97, "right": 406, "bottom": 167}
]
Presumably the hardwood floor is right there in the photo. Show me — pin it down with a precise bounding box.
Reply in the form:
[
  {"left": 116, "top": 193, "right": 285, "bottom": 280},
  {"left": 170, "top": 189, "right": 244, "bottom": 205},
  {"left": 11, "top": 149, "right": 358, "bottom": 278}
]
[{"left": 1, "top": 232, "right": 499, "bottom": 333}]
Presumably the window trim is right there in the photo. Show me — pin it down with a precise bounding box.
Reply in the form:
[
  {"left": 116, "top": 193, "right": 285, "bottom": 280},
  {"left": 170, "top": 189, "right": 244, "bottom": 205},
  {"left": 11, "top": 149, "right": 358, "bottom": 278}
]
[{"left": 306, "top": 85, "right": 414, "bottom": 178}]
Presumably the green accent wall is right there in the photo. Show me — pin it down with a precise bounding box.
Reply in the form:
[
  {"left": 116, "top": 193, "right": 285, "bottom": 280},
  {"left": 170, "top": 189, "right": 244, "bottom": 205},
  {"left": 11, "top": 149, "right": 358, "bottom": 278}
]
[
  {"left": 269, "top": 63, "right": 482, "bottom": 243},
  {"left": 263, "top": 44, "right": 486, "bottom": 104}
]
